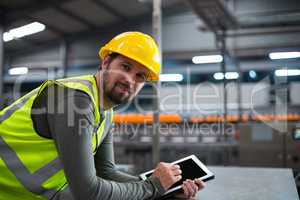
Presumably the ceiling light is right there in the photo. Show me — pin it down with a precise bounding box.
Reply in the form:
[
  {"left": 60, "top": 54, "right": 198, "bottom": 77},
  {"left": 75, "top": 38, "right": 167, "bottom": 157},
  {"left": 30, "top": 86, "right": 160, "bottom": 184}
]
[
  {"left": 269, "top": 52, "right": 300, "bottom": 60},
  {"left": 225, "top": 72, "right": 239, "bottom": 79},
  {"left": 9, "top": 67, "right": 28, "bottom": 75},
  {"left": 3, "top": 22, "right": 46, "bottom": 42},
  {"left": 159, "top": 74, "right": 183, "bottom": 82},
  {"left": 192, "top": 55, "right": 223, "bottom": 64},
  {"left": 213, "top": 72, "right": 224, "bottom": 80},
  {"left": 275, "top": 69, "right": 300, "bottom": 77},
  {"left": 213, "top": 72, "right": 239, "bottom": 80}
]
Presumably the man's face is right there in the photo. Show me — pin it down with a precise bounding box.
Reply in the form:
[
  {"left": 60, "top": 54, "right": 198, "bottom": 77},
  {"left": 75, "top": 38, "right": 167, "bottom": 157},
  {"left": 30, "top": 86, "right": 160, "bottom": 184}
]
[{"left": 101, "top": 54, "right": 148, "bottom": 105}]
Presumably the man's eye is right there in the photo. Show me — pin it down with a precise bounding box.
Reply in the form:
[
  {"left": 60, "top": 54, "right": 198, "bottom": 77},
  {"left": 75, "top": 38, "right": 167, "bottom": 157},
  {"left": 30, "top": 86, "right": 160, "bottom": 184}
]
[
  {"left": 136, "top": 73, "right": 146, "bottom": 82},
  {"left": 122, "top": 64, "right": 130, "bottom": 71}
]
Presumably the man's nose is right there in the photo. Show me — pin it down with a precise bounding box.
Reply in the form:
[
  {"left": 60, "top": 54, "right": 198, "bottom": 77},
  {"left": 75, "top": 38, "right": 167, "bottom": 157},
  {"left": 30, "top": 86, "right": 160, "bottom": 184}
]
[{"left": 123, "top": 71, "right": 136, "bottom": 85}]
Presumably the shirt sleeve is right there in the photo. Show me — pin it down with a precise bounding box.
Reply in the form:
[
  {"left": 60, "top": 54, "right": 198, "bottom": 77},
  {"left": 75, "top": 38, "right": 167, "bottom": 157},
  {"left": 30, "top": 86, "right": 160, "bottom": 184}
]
[
  {"left": 94, "top": 129, "right": 140, "bottom": 183},
  {"left": 43, "top": 84, "right": 165, "bottom": 200}
]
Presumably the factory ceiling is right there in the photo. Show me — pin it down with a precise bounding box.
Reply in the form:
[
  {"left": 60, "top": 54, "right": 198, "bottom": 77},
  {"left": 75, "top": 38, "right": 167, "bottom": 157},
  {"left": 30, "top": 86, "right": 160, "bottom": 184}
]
[{"left": 1, "top": 0, "right": 300, "bottom": 57}]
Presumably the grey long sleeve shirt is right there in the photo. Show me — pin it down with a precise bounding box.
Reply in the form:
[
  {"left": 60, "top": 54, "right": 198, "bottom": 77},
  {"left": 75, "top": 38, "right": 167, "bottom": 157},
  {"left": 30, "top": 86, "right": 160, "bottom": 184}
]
[{"left": 31, "top": 82, "right": 165, "bottom": 200}]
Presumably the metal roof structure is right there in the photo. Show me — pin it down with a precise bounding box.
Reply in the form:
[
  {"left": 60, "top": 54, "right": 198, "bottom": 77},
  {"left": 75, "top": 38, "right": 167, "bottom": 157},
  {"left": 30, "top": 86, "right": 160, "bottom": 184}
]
[{"left": 0, "top": 0, "right": 184, "bottom": 53}]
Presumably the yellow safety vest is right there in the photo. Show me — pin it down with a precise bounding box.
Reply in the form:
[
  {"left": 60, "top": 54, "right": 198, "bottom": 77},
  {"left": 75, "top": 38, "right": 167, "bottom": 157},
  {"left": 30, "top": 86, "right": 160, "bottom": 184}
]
[{"left": 0, "top": 75, "right": 113, "bottom": 200}]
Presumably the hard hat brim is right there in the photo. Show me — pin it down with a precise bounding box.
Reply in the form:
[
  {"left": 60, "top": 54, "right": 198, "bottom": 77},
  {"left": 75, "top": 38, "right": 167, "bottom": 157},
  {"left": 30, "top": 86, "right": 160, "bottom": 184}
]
[{"left": 99, "top": 48, "right": 159, "bottom": 82}]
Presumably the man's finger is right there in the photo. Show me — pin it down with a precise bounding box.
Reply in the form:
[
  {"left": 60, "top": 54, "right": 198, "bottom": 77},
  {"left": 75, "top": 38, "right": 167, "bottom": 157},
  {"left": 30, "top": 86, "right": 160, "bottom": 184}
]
[
  {"left": 171, "top": 165, "right": 180, "bottom": 170},
  {"left": 185, "top": 180, "right": 196, "bottom": 198},
  {"left": 194, "top": 179, "right": 206, "bottom": 190},
  {"left": 182, "top": 182, "right": 189, "bottom": 198},
  {"left": 190, "top": 180, "right": 199, "bottom": 196},
  {"left": 174, "top": 175, "right": 182, "bottom": 182},
  {"left": 183, "top": 181, "right": 192, "bottom": 198},
  {"left": 187, "top": 180, "right": 198, "bottom": 196},
  {"left": 172, "top": 169, "right": 182, "bottom": 176}
]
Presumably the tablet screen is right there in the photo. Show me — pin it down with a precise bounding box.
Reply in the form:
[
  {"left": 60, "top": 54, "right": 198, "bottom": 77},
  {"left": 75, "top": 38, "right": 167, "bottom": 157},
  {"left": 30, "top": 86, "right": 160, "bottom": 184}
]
[{"left": 145, "top": 158, "right": 208, "bottom": 189}]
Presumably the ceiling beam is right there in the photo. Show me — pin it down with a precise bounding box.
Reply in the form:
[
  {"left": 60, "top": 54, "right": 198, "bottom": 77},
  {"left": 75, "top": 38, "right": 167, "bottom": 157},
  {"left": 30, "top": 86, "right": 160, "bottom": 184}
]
[
  {"left": 66, "top": 12, "right": 152, "bottom": 41},
  {"left": 2, "top": 1, "right": 70, "bottom": 36},
  {"left": 240, "top": 21, "right": 300, "bottom": 29},
  {"left": 24, "top": 15, "right": 66, "bottom": 37},
  {"left": 237, "top": 8, "right": 300, "bottom": 17},
  {"left": 188, "top": 0, "right": 238, "bottom": 33},
  {"left": 226, "top": 26, "right": 300, "bottom": 37},
  {"left": 92, "top": 0, "right": 127, "bottom": 20},
  {"left": 164, "top": 43, "right": 300, "bottom": 60},
  {"left": 6, "top": 12, "right": 152, "bottom": 56},
  {"left": 6, "top": 1, "right": 187, "bottom": 56},
  {"left": 4, "top": 36, "right": 42, "bottom": 52},
  {"left": 51, "top": 3, "right": 98, "bottom": 30},
  {"left": 3, "top": 0, "right": 71, "bottom": 24}
]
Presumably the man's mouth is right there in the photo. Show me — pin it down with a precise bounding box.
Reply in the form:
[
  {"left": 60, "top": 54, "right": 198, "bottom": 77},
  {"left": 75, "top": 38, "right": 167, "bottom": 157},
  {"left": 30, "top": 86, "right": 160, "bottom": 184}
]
[{"left": 116, "top": 82, "right": 131, "bottom": 95}]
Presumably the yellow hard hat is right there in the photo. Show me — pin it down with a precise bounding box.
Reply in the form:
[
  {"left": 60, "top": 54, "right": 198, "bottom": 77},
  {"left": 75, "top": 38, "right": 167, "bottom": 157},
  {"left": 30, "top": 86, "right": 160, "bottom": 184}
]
[{"left": 99, "top": 31, "right": 161, "bottom": 81}]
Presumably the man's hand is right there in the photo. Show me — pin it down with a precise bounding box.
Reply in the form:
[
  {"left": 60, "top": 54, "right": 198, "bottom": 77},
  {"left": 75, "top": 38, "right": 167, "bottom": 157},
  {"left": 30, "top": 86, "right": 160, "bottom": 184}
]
[
  {"left": 175, "top": 179, "right": 206, "bottom": 199},
  {"left": 152, "top": 162, "right": 182, "bottom": 190}
]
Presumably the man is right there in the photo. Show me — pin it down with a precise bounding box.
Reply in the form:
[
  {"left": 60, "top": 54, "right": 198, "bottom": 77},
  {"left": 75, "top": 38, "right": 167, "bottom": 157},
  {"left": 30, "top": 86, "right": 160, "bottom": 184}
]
[{"left": 0, "top": 32, "right": 205, "bottom": 200}]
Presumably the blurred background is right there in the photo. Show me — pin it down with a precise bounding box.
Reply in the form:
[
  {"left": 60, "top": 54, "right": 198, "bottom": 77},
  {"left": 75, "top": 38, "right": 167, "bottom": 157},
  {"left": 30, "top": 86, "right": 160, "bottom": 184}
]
[{"left": 0, "top": 0, "right": 300, "bottom": 196}]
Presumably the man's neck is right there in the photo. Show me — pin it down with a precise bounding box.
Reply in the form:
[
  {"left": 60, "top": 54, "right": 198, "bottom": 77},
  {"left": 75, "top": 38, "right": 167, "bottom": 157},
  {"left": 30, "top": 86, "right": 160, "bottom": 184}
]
[{"left": 94, "top": 71, "right": 115, "bottom": 111}]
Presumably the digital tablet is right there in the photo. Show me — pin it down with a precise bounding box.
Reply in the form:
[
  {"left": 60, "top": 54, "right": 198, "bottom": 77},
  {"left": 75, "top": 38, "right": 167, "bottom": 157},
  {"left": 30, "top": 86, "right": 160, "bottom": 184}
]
[{"left": 139, "top": 155, "right": 215, "bottom": 196}]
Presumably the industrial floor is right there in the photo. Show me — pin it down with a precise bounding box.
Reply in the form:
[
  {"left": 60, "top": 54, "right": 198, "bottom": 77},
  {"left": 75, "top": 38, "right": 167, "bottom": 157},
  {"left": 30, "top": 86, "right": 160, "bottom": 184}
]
[{"left": 195, "top": 167, "right": 299, "bottom": 200}]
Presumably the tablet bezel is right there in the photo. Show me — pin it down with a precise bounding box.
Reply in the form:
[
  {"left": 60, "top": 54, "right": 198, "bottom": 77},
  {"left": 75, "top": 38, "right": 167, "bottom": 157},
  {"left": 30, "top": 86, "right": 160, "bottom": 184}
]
[{"left": 139, "top": 155, "right": 214, "bottom": 195}]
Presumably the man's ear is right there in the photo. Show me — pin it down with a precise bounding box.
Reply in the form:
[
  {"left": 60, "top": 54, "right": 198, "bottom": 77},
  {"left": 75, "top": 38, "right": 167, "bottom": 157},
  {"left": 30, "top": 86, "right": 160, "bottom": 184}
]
[{"left": 101, "top": 56, "right": 110, "bottom": 70}]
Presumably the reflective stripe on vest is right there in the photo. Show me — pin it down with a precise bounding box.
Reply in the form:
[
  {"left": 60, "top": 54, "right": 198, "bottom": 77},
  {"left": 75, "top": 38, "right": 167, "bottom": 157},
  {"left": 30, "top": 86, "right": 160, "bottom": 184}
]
[
  {"left": 0, "top": 137, "right": 59, "bottom": 199},
  {"left": 93, "top": 111, "right": 112, "bottom": 153},
  {"left": 0, "top": 78, "right": 112, "bottom": 199},
  {"left": 59, "top": 79, "right": 95, "bottom": 98}
]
